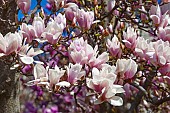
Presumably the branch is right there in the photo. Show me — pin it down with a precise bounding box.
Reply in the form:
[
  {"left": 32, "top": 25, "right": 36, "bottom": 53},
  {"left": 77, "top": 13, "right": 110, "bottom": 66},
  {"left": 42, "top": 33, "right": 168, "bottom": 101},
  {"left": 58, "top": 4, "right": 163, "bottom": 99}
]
[{"left": 152, "top": 96, "right": 170, "bottom": 106}]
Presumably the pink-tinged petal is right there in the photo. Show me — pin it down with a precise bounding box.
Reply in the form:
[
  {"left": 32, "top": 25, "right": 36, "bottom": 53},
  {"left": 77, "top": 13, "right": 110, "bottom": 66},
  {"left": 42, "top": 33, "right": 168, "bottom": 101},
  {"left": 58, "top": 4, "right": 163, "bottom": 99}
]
[
  {"left": 34, "top": 64, "right": 46, "bottom": 80},
  {"left": 158, "top": 27, "right": 166, "bottom": 40},
  {"left": 5, "top": 33, "right": 18, "bottom": 55},
  {"left": 67, "top": 63, "right": 85, "bottom": 84},
  {"left": 49, "top": 66, "right": 65, "bottom": 85},
  {"left": 149, "top": 5, "right": 157, "bottom": 15},
  {"left": 108, "top": 96, "right": 123, "bottom": 106},
  {"left": 156, "top": 5, "right": 161, "bottom": 17},
  {"left": 33, "top": 16, "right": 45, "bottom": 37},
  {"left": 20, "top": 56, "right": 34, "bottom": 64},
  {"left": 158, "top": 56, "right": 166, "bottom": 65},
  {"left": 150, "top": 15, "right": 160, "bottom": 25}
]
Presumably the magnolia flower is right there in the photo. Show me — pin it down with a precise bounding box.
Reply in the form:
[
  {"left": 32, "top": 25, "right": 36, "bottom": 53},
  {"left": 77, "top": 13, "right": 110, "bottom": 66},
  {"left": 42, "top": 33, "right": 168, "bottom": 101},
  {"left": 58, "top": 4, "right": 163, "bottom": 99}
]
[
  {"left": 49, "top": 65, "right": 66, "bottom": 87},
  {"left": 149, "top": 5, "right": 169, "bottom": 28},
  {"left": 0, "top": 32, "right": 22, "bottom": 56},
  {"left": 17, "top": 0, "right": 31, "bottom": 14},
  {"left": 88, "top": 47, "right": 109, "bottom": 69},
  {"left": 19, "top": 44, "right": 43, "bottom": 64},
  {"left": 64, "top": 3, "right": 78, "bottom": 21},
  {"left": 146, "top": 39, "right": 170, "bottom": 66},
  {"left": 135, "top": 37, "right": 150, "bottom": 59},
  {"left": 87, "top": 66, "right": 124, "bottom": 106},
  {"left": 157, "top": 26, "right": 170, "bottom": 42},
  {"left": 115, "top": 59, "right": 138, "bottom": 84},
  {"left": 20, "top": 23, "right": 36, "bottom": 43},
  {"left": 32, "top": 15, "right": 45, "bottom": 38},
  {"left": 26, "top": 63, "right": 49, "bottom": 86},
  {"left": 69, "top": 37, "right": 93, "bottom": 65},
  {"left": 67, "top": 63, "right": 85, "bottom": 84},
  {"left": 42, "top": 13, "right": 66, "bottom": 44},
  {"left": 76, "top": 9, "right": 94, "bottom": 30},
  {"left": 69, "top": 37, "right": 109, "bottom": 68},
  {"left": 123, "top": 27, "right": 138, "bottom": 50},
  {"left": 107, "top": 35, "right": 122, "bottom": 58}
]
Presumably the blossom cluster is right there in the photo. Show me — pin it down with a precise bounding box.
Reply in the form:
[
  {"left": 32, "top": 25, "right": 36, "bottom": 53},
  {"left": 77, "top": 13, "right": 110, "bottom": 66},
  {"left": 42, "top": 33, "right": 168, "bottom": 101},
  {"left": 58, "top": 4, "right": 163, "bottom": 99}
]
[{"left": 1, "top": 0, "right": 170, "bottom": 112}]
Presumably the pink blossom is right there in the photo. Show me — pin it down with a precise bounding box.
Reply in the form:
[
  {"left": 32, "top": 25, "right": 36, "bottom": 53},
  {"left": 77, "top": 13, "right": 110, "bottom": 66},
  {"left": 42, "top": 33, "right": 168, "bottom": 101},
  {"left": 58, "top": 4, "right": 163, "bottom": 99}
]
[
  {"left": 115, "top": 59, "right": 138, "bottom": 82},
  {"left": 87, "top": 65, "right": 124, "bottom": 106},
  {"left": 42, "top": 13, "right": 66, "bottom": 44},
  {"left": 17, "top": 0, "right": 31, "bottom": 14},
  {"left": 26, "top": 63, "right": 49, "bottom": 86},
  {"left": 21, "top": 23, "right": 36, "bottom": 43},
  {"left": 150, "top": 5, "right": 169, "bottom": 28},
  {"left": 0, "top": 32, "right": 22, "bottom": 56},
  {"left": 67, "top": 63, "right": 85, "bottom": 84},
  {"left": 64, "top": 3, "right": 78, "bottom": 21},
  {"left": 88, "top": 47, "right": 109, "bottom": 69},
  {"left": 123, "top": 27, "right": 138, "bottom": 50},
  {"left": 76, "top": 9, "right": 94, "bottom": 30},
  {"left": 106, "top": 35, "right": 122, "bottom": 58},
  {"left": 69, "top": 37, "right": 109, "bottom": 68},
  {"left": 32, "top": 15, "right": 45, "bottom": 38},
  {"left": 69, "top": 37, "right": 90, "bottom": 65},
  {"left": 146, "top": 39, "right": 170, "bottom": 66},
  {"left": 135, "top": 37, "right": 150, "bottom": 59},
  {"left": 48, "top": 65, "right": 66, "bottom": 87},
  {"left": 157, "top": 26, "right": 170, "bottom": 42}
]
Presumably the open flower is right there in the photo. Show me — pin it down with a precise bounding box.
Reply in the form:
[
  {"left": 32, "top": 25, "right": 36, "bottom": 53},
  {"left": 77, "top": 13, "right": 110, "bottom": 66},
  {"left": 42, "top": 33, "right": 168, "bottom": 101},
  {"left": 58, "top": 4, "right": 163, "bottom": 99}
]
[
  {"left": 26, "top": 63, "right": 49, "bottom": 86},
  {"left": 115, "top": 59, "right": 138, "bottom": 84},
  {"left": 20, "top": 23, "right": 36, "bottom": 43},
  {"left": 48, "top": 65, "right": 66, "bottom": 87},
  {"left": 67, "top": 63, "right": 85, "bottom": 84},
  {"left": 76, "top": 9, "right": 94, "bottom": 30},
  {"left": 42, "top": 13, "right": 66, "bottom": 44},
  {"left": 107, "top": 35, "right": 122, "bottom": 58},
  {"left": 149, "top": 5, "right": 169, "bottom": 28},
  {"left": 123, "top": 27, "right": 138, "bottom": 50},
  {"left": 32, "top": 15, "right": 45, "bottom": 38},
  {"left": 0, "top": 32, "right": 22, "bottom": 56},
  {"left": 64, "top": 3, "right": 78, "bottom": 21},
  {"left": 87, "top": 65, "right": 124, "bottom": 106},
  {"left": 69, "top": 37, "right": 109, "bottom": 68}
]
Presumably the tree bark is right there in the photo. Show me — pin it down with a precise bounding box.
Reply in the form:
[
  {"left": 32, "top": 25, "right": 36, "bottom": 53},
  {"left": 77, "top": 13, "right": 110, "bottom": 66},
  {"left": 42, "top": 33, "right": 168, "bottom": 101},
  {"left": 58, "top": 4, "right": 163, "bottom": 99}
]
[{"left": 0, "top": 0, "right": 20, "bottom": 113}]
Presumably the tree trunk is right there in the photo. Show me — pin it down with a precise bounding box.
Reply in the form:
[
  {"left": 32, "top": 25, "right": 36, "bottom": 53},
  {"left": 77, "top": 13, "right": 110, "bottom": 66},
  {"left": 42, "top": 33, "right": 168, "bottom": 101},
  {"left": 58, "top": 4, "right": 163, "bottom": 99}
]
[{"left": 0, "top": 0, "right": 20, "bottom": 113}]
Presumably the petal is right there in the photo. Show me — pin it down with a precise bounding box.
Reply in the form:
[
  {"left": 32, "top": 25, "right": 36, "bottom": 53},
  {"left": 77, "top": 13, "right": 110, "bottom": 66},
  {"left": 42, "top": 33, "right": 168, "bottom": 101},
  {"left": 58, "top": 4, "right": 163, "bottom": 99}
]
[
  {"left": 20, "top": 56, "right": 34, "bottom": 64},
  {"left": 150, "top": 15, "right": 160, "bottom": 25},
  {"left": 108, "top": 96, "right": 123, "bottom": 106}
]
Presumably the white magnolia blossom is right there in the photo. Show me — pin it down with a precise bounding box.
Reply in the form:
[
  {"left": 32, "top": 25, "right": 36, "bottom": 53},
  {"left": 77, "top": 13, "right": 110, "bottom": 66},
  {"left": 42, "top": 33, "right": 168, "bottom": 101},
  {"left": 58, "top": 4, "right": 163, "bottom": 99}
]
[{"left": 87, "top": 64, "right": 124, "bottom": 106}]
